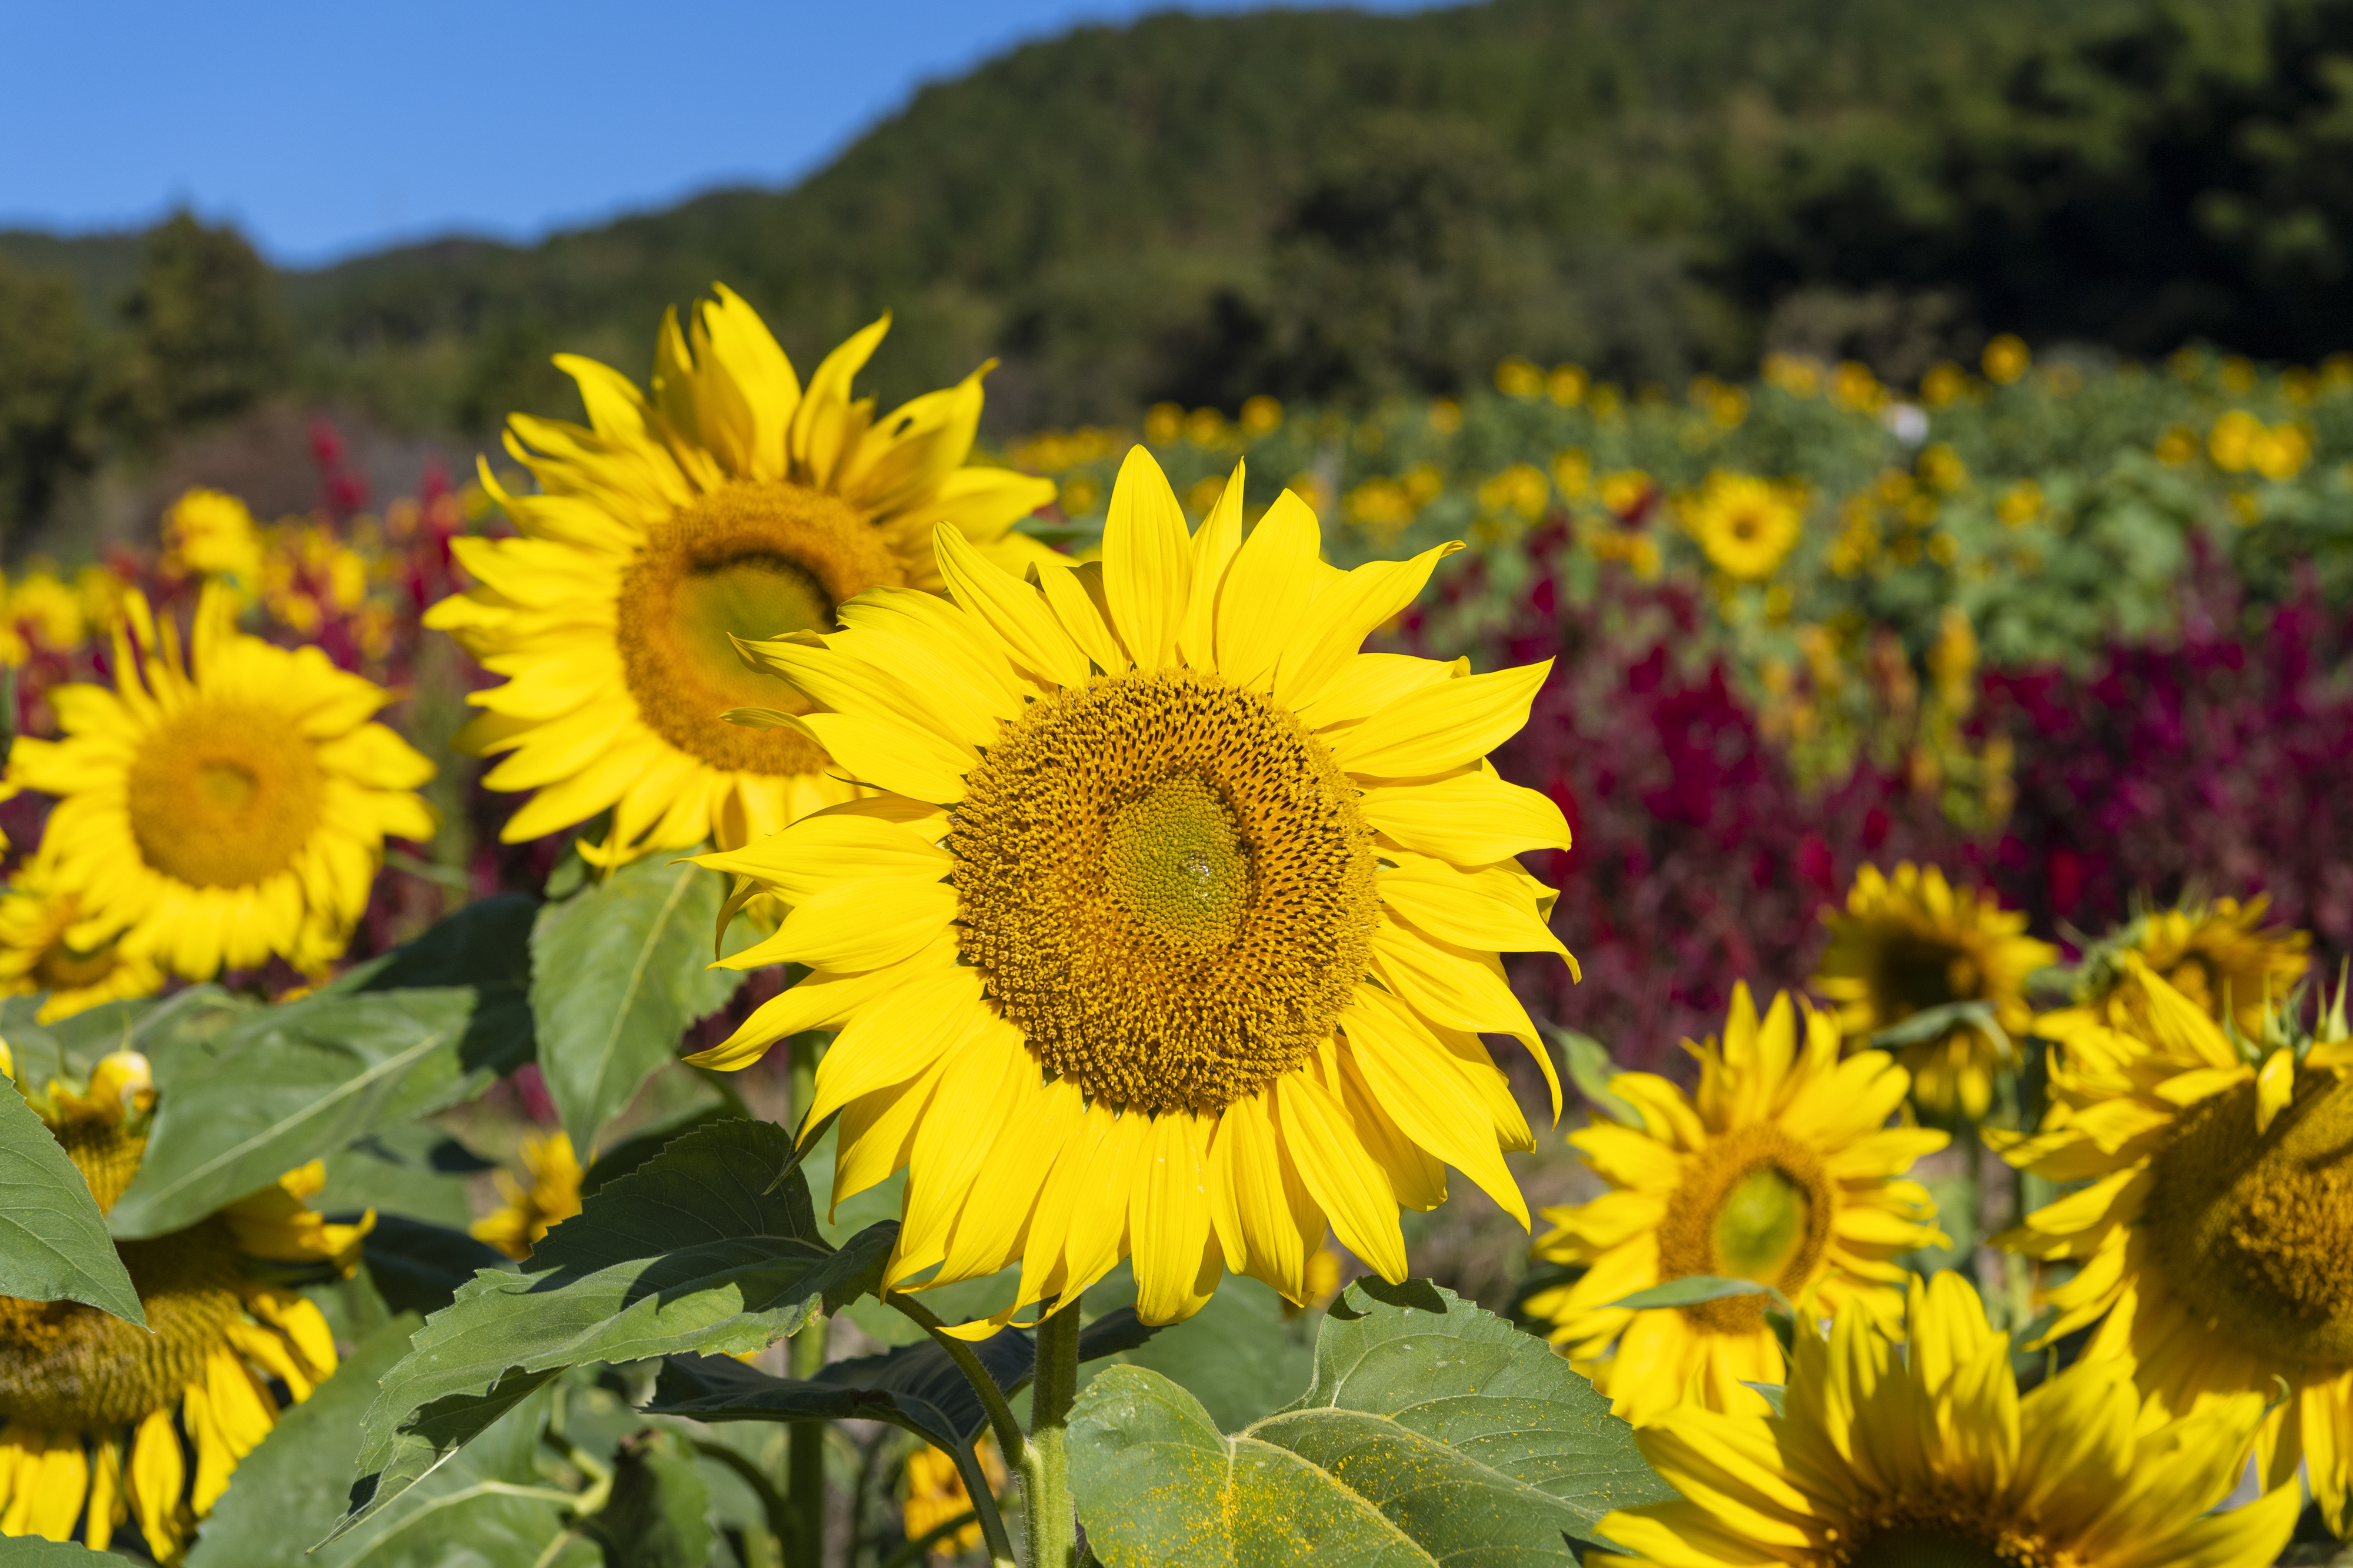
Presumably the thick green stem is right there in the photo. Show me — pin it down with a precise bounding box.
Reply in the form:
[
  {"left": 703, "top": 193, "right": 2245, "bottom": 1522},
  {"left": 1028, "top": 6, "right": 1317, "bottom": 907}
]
[
  {"left": 1021, "top": 1294, "right": 1084, "bottom": 1568},
  {"left": 779, "top": 1029, "right": 829, "bottom": 1568},
  {"left": 884, "top": 1294, "right": 1029, "bottom": 1473}
]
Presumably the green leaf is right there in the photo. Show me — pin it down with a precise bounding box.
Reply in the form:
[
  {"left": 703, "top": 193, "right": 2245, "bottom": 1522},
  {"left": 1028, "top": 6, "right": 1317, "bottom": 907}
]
[
  {"left": 0, "top": 1078, "right": 144, "bottom": 1325},
  {"left": 0, "top": 1538, "right": 138, "bottom": 1563},
  {"left": 1067, "top": 1278, "right": 1671, "bottom": 1564},
  {"left": 1867, "top": 997, "right": 2009, "bottom": 1057},
  {"left": 318, "top": 1123, "right": 495, "bottom": 1231},
  {"left": 1078, "top": 1269, "right": 1311, "bottom": 1433},
  {"left": 529, "top": 854, "right": 741, "bottom": 1159},
  {"left": 595, "top": 1432, "right": 712, "bottom": 1568},
  {"left": 331, "top": 1120, "right": 882, "bottom": 1545},
  {"left": 1601, "top": 1275, "right": 1790, "bottom": 1314},
  {"left": 355, "top": 1215, "right": 515, "bottom": 1318},
  {"left": 1543, "top": 1025, "right": 1640, "bottom": 1125},
  {"left": 106, "top": 987, "right": 488, "bottom": 1240},
  {"left": 651, "top": 1307, "right": 1155, "bottom": 1446},
  {"left": 347, "top": 893, "right": 539, "bottom": 1073}
]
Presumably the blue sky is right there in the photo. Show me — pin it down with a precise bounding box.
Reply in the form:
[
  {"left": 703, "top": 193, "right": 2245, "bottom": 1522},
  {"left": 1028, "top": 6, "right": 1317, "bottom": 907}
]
[{"left": 1, "top": 1, "right": 1431, "bottom": 268}]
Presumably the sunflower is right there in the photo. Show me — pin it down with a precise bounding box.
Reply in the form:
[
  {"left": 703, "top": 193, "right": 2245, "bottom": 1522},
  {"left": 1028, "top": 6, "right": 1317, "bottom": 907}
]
[
  {"left": 471, "top": 1130, "right": 584, "bottom": 1260},
  {"left": 0, "top": 1048, "right": 369, "bottom": 1559},
  {"left": 687, "top": 448, "right": 1574, "bottom": 1329},
  {"left": 1683, "top": 472, "right": 1801, "bottom": 581},
  {"left": 901, "top": 1435, "right": 1008, "bottom": 1560},
  {"left": 1814, "top": 862, "right": 2056, "bottom": 1120},
  {"left": 0, "top": 863, "right": 165, "bottom": 1022},
  {"left": 4, "top": 585, "right": 436, "bottom": 980},
  {"left": 424, "top": 288, "right": 1061, "bottom": 865},
  {"left": 1991, "top": 960, "right": 2353, "bottom": 1539},
  {"left": 2072, "top": 893, "right": 2308, "bottom": 1039},
  {"left": 1525, "top": 986, "right": 1948, "bottom": 1425},
  {"left": 1591, "top": 1270, "right": 2302, "bottom": 1568}
]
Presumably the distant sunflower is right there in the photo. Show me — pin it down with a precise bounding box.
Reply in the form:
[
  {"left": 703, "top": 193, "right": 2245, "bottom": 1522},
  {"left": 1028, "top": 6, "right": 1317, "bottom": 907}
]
[
  {"left": 0, "top": 1049, "right": 370, "bottom": 1559},
  {"left": 901, "top": 1436, "right": 1008, "bottom": 1561},
  {"left": 471, "top": 1130, "right": 583, "bottom": 1261},
  {"left": 2073, "top": 893, "right": 2309, "bottom": 1038},
  {"left": 1683, "top": 472, "right": 1801, "bottom": 581},
  {"left": 1814, "top": 862, "right": 2055, "bottom": 1120},
  {"left": 690, "top": 448, "right": 1575, "bottom": 1329},
  {"left": 1992, "top": 960, "right": 2353, "bottom": 1539},
  {"left": 0, "top": 864, "right": 165, "bottom": 1022},
  {"left": 1526, "top": 986, "right": 1947, "bottom": 1424},
  {"left": 5, "top": 586, "right": 436, "bottom": 979},
  {"left": 425, "top": 288, "right": 1060, "bottom": 865},
  {"left": 1592, "top": 1270, "right": 2302, "bottom": 1568}
]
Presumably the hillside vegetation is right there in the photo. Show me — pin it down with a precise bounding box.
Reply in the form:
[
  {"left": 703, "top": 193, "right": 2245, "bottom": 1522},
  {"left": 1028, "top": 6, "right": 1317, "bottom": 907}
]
[{"left": 12, "top": 0, "right": 2353, "bottom": 536}]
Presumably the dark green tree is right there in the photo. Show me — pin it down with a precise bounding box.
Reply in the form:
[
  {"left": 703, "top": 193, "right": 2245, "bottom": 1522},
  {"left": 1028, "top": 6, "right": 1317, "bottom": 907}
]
[
  {"left": 104, "top": 211, "right": 286, "bottom": 445},
  {"left": 0, "top": 254, "right": 94, "bottom": 537}
]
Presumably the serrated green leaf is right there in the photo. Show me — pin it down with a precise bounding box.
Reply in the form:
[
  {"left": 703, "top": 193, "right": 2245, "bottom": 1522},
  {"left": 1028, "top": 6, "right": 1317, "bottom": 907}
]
[
  {"left": 0, "top": 1077, "right": 144, "bottom": 1326},
  {"left": 1068, "top": 1278, "right": 1671, "bottom": 1564},
  {"left": 529, "top": 855, "right": 740, "bottom": 1159},
  {"left": 1601, "top": 1275, "right": 1789, "bottom": 1313},
  {"left": 107, "top": 987, "right": 485, "bottom": 1239},
  {"left": 331, "top": 1119, "right": 879, "bottom": 1545},
  {"left": 1078, "top": 1270, "right": 1311, "bottom": 1433},
  {"left": 596, "top": 1432, "right": 711, "bottom": 1568}
]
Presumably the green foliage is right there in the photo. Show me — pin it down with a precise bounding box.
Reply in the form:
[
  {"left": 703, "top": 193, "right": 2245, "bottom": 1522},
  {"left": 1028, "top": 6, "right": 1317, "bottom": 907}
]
[
  {"left": 529, "top": 854, "right": 741, "bottom": 1159},
  {"left": 1068, "top": 1278, "right": 1671, "bottom": 1564},
  {"left": 332, "top": 1119, "right": 886, "bottom": 1542},
  {"left": 0, "top": 253, "right": 91, "bottom": 533},
  {"left": 593, "top": 1432, "right": 712, "bottom": 1568},
  {"left": 106, "top": 987, "right": 505, "bottom": 1240},
  {"left": 101, "top": 211, "right": 286, "bottom": 446},
  {"left": 0, "top": 1077, "right": 144, "bottom": 1325}
]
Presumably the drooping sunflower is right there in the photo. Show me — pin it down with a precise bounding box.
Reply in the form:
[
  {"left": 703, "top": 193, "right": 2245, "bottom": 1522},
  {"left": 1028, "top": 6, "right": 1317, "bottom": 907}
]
[
  {"left": 1591, "top": 1269, "right": 2302, "bottom": 1568},
  {"left": 688, "top": 448, "right": 1575, "bottom": 1328},
  {"left": 0, "top": 863, "right": 165, "bottom": 1022},
  {"left": 2072, "top": 893, "right": 2309, "bottom": 1039},
  {"left": 1992, "top": 960, "right": 2353, "bottom": 1539},
  {"left": 471, "top": 1130, "right": 584, "bottom": 1260},
  {"left": 1814, "top": 862, "right": 2056, "bottom": 1120},
  {"left": 1525, "top": 986, "right": 1947, "bottom": 1425},
  {"left": 1682, "top": 472, "right": 1801, "bottom": 581},
  {"left": 424, "top": 288, "right": 1061, "bottom": 864},
  {"left": 4, "top": 585, "right": 436, "bottom": 979},
  {"left": 0, "top": 1047, "right": 369, "bottom": 1559}
]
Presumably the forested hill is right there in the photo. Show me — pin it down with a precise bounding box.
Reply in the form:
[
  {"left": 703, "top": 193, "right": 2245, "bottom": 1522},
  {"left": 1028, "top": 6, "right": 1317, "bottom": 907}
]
[{"left": 9, "top": 0, "right": 2353, "bottom": 531}]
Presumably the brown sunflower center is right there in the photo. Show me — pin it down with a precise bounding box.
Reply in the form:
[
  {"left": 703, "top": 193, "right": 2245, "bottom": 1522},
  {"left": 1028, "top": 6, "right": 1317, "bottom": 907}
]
[
  {"left": 1729, "top": 512, "right": 1761, "bottom": 543},
  {"left": 125, "top": 701, "right": 325, "bottom": 889},
  {"left": 2147, "top": 1069, "right": 2353, "bottom": 1366},
  {"left": 1878, "top": 932, "right": 1981, "bottom": 1015},
  {"left": 615, "top": 480, "right": 904, "bottom": 775},
  {"left": 949, "top": 670, "right": 1378, "bottom": 1116},
  {"left": 0, "top": 1216, "right": 245, "bottom": 1431},
  {"left": 1654, "top": 1122, "right": 1834, "bottom": 1333},
  {"left": 1839, "top": 1502, "right": 2053, "bottom": 1568}
]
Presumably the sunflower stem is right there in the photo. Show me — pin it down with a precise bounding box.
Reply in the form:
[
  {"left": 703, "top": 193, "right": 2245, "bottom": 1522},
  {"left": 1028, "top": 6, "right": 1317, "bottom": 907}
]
[
  {"left": 1021, "top": 1292, "right": 1084, "bottom": 1568},
  {"left": 786, "top": 1313, "right": 829, "bottom": 1568},
  {"left": 884, "top": 1293, "right": 1031, "bottom": 1474}
]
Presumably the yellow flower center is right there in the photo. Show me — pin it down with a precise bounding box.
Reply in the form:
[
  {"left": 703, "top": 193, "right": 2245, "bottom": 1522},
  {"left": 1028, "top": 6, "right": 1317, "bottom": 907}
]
[
  {"left": 126, "top": 701, "right": 325, "bottom": 888},
  {"left": 0, "top": 1120, "right": 243, "bottom": 1430},
  {"left": 950, "top": 671, "right": 1378, "bottom": 1116},
  {"left": 615, "top": 480, "right": 904, "bottom": 774},
  {"left": 2147, "top": 1069, "right": 2353, "bottom": 1366},
  {"left": 1655, "top": 1123, "right": 1834, "bottom": 1332}
]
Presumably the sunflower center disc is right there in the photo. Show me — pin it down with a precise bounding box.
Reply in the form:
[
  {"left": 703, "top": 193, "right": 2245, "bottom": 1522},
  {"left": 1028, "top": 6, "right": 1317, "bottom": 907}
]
[
  {"left": 0, "top": 1218, "right": 243, "bottom": 1430},
  {"left": 616, "top": 480, "right": 904, "bottom": 774},
  {"left": 1881, "top": 933, "right": 1977, "bottom": 1012},
  {"left": 951, "top": 670, "right": 1378, "bottom": 1116},
  {"left": 1845, "top": 1523, "right": 2045, "bottom": 1568},
  {"left": 2148, "top": 1070, "right": 2353, "bottom": 1365},
  {"left": 126, "top": 701, "right": 326, "bottom": 888},
  {"left": 1656, "top": 1123, "right": 1833, "bottom": 1332}
]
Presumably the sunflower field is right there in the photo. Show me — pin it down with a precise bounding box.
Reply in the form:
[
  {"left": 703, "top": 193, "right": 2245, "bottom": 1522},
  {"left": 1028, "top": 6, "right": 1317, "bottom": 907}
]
[{"left": 0, "top": 293, "right": 2348, "bottom": 1568}]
